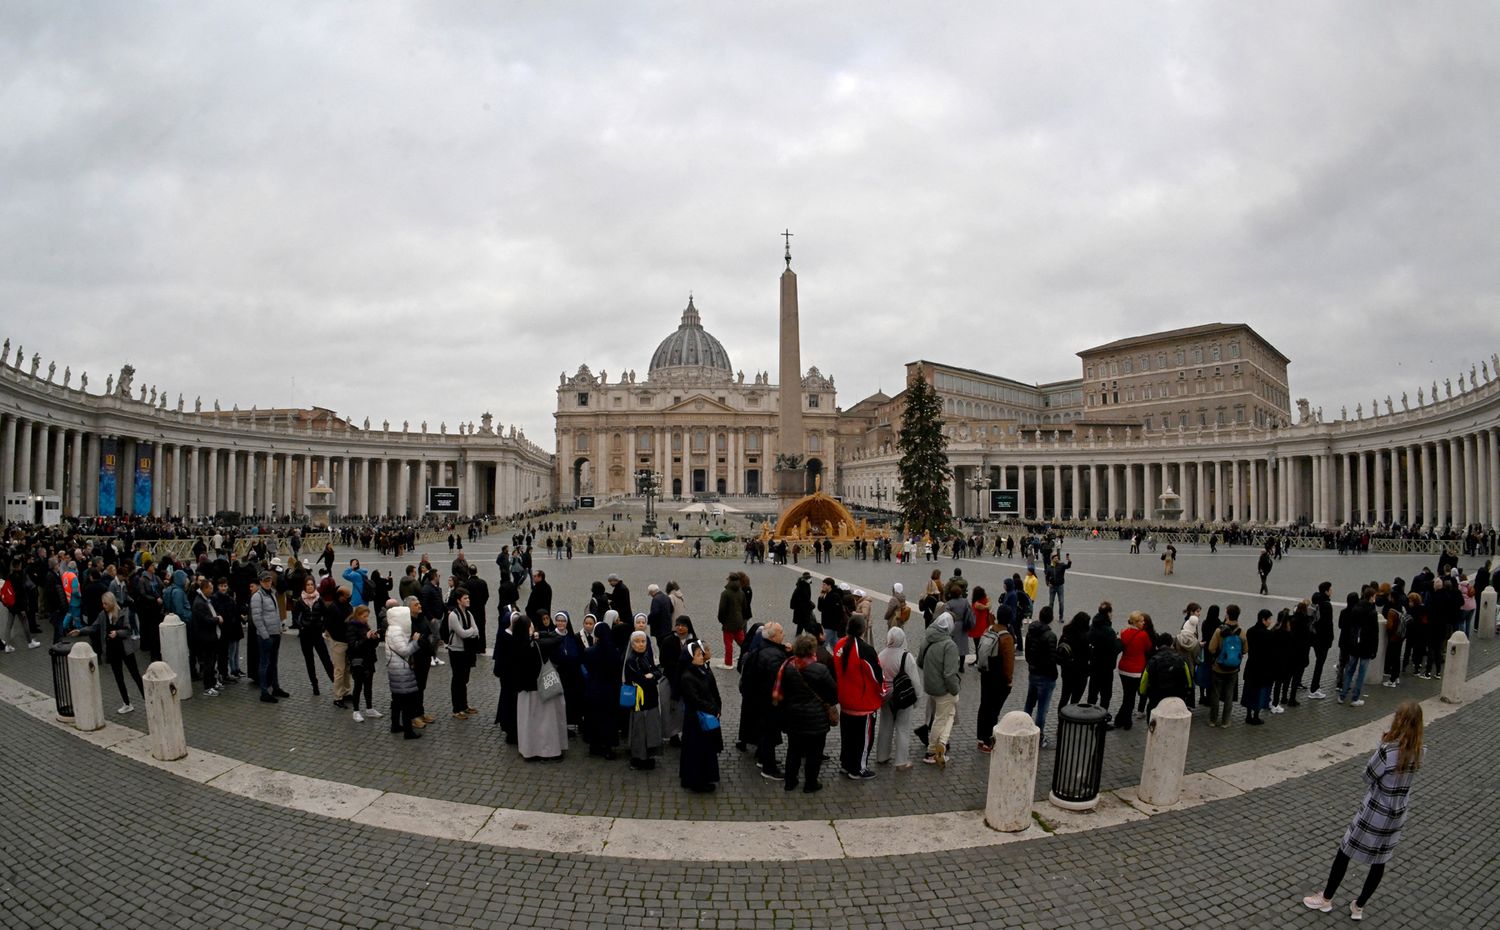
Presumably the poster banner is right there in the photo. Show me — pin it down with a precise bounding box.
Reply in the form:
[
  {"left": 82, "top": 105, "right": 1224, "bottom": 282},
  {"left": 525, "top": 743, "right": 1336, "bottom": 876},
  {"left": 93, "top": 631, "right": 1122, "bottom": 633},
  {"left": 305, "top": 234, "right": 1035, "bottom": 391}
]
[
  {"left": 133, "top": 442, "right": 154, "bottom": 515},
  {"left": 98, "top": 437, "right": 119, "bottom": 515}
]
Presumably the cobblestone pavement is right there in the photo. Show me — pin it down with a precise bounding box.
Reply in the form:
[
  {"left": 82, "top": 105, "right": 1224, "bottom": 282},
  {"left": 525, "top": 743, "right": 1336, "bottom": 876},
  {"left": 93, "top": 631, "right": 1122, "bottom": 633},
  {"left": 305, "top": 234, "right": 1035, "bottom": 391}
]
[
  {"left": 2, "top": 535, "right": 1492, "bottom": 822},
  {"left": 1, "top": 660, "right": 1496, "bottom": 928}
]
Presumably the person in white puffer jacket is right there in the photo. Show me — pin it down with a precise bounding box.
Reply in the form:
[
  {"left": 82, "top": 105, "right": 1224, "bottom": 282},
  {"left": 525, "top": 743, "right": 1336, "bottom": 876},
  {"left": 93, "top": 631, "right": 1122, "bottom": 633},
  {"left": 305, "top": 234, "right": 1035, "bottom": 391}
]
[{"left": 384, "top": 605, "right": 423, "bottom": 739}]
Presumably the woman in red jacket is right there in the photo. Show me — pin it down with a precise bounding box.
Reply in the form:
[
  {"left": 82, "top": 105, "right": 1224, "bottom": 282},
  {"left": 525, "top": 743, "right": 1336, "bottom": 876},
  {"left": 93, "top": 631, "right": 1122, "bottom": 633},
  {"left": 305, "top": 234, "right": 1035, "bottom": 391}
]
[
  {"left": 834, "top": 616, "right": 885, "bottom": 779},
  {"left": 1115, "top": 611, "right": 1152, "bottom": 730}
]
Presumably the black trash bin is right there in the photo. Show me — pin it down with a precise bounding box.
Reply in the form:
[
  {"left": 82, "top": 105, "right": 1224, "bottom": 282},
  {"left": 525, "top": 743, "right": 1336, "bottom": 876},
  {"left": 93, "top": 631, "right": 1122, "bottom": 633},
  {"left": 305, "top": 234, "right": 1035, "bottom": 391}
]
[
  {"left": 1049, "top": 702, "right": 1109, "bottom": 810},
  {"left": 50, "top": 641, "right": 76, "bottom": 718}
]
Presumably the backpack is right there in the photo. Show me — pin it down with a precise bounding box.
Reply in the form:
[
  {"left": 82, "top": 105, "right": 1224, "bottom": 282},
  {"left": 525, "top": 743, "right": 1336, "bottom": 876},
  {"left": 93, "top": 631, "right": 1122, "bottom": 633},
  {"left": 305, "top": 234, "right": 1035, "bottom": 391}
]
[
  {"left": 1217, "top": 629, "right": 1243, "bottom": 668},
  {"left": 975, "top": 626, "right": 1003, "bottom": 671},
  {"left": 898, "top": 603, "right": 912, "bottom": 624},
  {"left": 889, "top": 655, "right": 918, "bottom": 711},
  {"left": 362, "top": 575, "right": 376, "bottom": 604},
  {"left": 1389, "top": 612, "right": 1407, "bottom": 642},
  {"left": 1015, "top": 591, "right": 1032, "bottom": 620},
  {"left": 0, "top": 579, "right": 14, "bottom": 610}
]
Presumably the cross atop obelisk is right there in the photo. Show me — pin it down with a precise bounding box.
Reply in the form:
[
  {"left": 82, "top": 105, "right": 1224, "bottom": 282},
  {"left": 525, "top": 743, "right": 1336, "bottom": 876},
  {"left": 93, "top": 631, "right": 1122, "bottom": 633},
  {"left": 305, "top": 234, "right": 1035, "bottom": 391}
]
[{"left": 782, "top": 228, "right": 794, "bottom": 268}]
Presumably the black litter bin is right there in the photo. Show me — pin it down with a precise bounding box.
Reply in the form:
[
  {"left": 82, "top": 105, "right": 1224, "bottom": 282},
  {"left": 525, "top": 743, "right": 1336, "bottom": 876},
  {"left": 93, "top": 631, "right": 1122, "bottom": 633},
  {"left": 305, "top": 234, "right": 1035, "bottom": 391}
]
[
  {"left": 1049, "top": 702, "right": 1109, "bottom": 810},
  {"left": 50, "top": 641, "right": 76, "bottom": 718}
]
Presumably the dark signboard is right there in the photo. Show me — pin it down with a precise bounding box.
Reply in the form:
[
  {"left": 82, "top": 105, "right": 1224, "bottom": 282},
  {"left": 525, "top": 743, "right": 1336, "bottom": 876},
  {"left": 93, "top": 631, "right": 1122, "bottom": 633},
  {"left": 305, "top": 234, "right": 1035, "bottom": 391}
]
[
  {"left": 989, "top": 488, "right": 1019, "bottom": 514},
  {"left": 427, "top": 486, "right": 460, "bottom": 513}
]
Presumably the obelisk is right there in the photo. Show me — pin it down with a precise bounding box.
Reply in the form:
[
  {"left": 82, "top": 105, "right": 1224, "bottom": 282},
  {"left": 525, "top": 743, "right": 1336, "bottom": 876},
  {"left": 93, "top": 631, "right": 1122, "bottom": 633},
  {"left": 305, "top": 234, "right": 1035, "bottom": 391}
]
[{"left": 777, "top": 230, "right": 805, "bottom": 502}]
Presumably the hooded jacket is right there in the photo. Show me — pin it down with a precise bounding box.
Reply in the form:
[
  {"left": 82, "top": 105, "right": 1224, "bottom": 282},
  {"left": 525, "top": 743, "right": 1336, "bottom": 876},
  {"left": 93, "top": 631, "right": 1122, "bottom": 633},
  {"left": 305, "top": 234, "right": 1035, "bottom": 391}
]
[
  {"left": 717, "top": 576, "right": 744, "bottom": 633},
  {"left": 161, "top": 570, "right": 191, "bottom": 622},
  {"left": 918, "top": 617, "right": 960, "bottom": 697},
  {"left": 384, "top": 606, "right": 419, "bottom": 695}
]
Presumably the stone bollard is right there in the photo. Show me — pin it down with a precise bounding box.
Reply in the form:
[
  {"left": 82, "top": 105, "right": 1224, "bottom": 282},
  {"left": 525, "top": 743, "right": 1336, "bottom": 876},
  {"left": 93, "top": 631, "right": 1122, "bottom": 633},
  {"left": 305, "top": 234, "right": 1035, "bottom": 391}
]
[
  {"left": 1138, "top": 697, "right": 1192, "bottom": 806},
  {"left": 159, "top": 614, "right": 193, "bottom": 701},
  {"left": 143, "top": 661, "right": 188, "bottom": 761},
  {"left": 1441, "top": 631, "right": 1469, "bottom": 704},
  {"left": 67, "top": 642, "right": 105, "bottom": 732},
  {"left": 1373, "top": 610, "right": 1388, "bottom": 683},
  {"left": 1481, "top": 589, "right": 1497, "bottom": 641},
  {"left": 984, "top": 711, "right": 1040, "bottom": 832}
]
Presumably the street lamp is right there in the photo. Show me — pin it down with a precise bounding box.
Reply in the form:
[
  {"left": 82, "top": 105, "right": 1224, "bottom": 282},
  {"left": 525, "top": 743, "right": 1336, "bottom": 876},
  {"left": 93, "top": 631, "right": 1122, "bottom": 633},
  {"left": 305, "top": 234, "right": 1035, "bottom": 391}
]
[
  {"left": 637, "top": 470, "right": 663, "bottom": 538},
  {"left": 870, "top": 477, "right": 888, "bottom": 511},
  {"left": 967, "top": 474, "right": 991, "bottom": 523}
]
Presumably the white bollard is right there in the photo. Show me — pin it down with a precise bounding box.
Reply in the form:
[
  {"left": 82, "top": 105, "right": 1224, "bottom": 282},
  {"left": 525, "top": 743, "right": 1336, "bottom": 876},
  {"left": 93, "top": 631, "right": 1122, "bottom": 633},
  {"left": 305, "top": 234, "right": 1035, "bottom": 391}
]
[
  {"left": 1373, "top": 610, "right": 1389, "bottom": 683},
  {"left": 159, "top": 614, "right": 193, "bottom": 701},
  {"left": 67, "top": 641, "right": 105, "bottom": 732},
  {"left": 143, "top": 661, "right": 188, "bottom": 761},
  {"left": 1138, "top": 697, "right": 1192, "bottom": 806},
  {"left": 984, "top": 710, "right": 1040, "bottom": 832},
  {"left": 1480, "top": 589, "right": 1497, "bottom": 641},
  {"left": 1441, "top": 631, "right": 1469, "bottom": 704}
]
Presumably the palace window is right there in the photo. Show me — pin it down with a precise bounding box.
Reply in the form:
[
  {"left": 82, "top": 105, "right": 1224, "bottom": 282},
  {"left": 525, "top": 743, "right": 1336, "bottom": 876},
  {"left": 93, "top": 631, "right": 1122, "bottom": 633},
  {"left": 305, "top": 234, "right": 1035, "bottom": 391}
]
[
  {"left": 746, "top": 432, "right": 760, "bottom": 450},
  {"left": 807, "top": 394, "right": 820, "bottom": 408},
  {"left": 576, "top": 392, "right": 589, "bottom": 407},
  {"left": 576, "top": 433, "right": 589, "bottom": 451}
]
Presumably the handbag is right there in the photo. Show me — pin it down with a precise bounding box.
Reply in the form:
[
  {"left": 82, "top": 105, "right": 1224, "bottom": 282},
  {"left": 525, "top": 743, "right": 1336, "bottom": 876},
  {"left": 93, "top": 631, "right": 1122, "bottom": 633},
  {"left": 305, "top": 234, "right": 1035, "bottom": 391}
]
[
  {"left": 537, "top": 657, "right": 564, "bottom": 702},
  {"left": 620, "top": 682, "right": 643, "bottom": 710},
  {"left": 696, "top": 710, "right": 721, "bottom": 731}
]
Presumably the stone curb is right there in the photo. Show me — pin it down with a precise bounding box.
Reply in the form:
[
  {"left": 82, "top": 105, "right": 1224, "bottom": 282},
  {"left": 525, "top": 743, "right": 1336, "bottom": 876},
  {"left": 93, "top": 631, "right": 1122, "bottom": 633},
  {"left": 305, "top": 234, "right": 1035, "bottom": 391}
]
[{"left": 4, "top": 657, "right": 1495, "bottom": 862}]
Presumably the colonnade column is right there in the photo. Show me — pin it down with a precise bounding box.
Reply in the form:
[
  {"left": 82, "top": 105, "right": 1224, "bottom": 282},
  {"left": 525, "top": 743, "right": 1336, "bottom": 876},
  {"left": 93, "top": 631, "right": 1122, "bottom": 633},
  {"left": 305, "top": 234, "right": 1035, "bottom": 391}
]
[
  {"left": 1463, "top": 435, "right": 1477, "bottom": 526},
  {"left": 33, "top": 424, "right": 49, "bottom": 493},
  {"left": 1372, "top": 451, "right": 1385, "bottom": 525},
  {"left": 1142, "top": 462, "right": 1155, "bottom": 522},
  {"left": 67, "top": 430, "right": 84, "bottom": 516},
  {"left": 1088, "top": 465, "right": 1100, "bottom": 521},
  {"left": 1489, "top": 431, "right": 1500, "bottom": 529},
  {"left": 1434, "top": 441, "right": 1448, "bottom": 528},
  {"left": 1016, "top": 465, "right": 1027, "bottom": 519}
]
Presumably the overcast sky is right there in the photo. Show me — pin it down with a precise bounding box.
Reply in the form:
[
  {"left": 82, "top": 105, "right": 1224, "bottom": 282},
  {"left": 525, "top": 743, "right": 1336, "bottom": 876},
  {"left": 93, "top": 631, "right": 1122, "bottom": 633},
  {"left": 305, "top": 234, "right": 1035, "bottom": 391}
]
[{"left": 4, "top": 3, "right": 1499, "bottom": 449}]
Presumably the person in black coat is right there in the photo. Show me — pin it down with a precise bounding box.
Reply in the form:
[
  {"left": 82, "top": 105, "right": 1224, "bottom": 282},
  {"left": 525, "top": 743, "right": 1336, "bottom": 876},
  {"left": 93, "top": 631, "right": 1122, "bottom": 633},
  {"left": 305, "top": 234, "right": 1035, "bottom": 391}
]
[
  {"left": 493, "top": 611, "right": 529, "bottom": 743},
  {"left": 789, "top": 573, "right": 815, "bottom": 636},
  {"left": 677, "top": 640, "right": 723, "bottom": 793},
  {"left": 1309, "top": 582, "right": 1335, "bottom": 696},
  {"left": 581, "top": 616, "right": 621, "bottom": 758},
  {"left": 742, "top": 622, "right": 790, "bottom": 777},
  {"left": 775, "top": 633, "right": 837, "bottom": 793},
  {"left": 1085, "top": 607, "right": 1120, "bottom": 715},
  {"left": 188, "top": 580, "right": 221, "bottom": 694},
  {"left": 1242, "top": 609, "right": 1275, "bottom": 724},
  {"left": 1057, "top": 611, "right": 1091, "bottom": 707},
  {"left": 816, "top": 578, "right": 845, "bottom": 649},
  {"left": 525, "top": 569, "right": 552, "bottom": 630},
  {"left": 587, "top": 582, "right": 610, "bottom": 630},
  {"left": 544, "top": 611, "right": 586, "bottom": 733}
]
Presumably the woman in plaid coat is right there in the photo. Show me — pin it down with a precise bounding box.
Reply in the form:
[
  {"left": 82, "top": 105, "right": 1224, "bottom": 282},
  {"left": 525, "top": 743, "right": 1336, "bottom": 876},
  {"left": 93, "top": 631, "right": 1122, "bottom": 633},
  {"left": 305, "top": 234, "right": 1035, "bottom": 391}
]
[{"left": 1303, "top": 702, "right": 1424, "bottom": 921}]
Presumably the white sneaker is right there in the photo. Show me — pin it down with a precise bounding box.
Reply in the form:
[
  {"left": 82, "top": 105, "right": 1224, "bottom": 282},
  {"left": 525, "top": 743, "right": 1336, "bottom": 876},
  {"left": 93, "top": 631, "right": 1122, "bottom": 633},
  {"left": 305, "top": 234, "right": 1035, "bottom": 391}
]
[
  {"left": 203, "top": 688, "right": 219, "bottom": 697},
  {"left": 1349, "top": 901, "right": 1364, "bottom": 920},
  {"left": 353, "top": 710, "right": 365, "bottom": 722},
  {"left": 1303, "top": 894, "right": 1333, "bottom": 913},
  {"left": 1308, "top": 689, "right": 1326, "bottom": 699},
  {"left": 2, "top": 644, "right": 13, "bottom": 653},
  {"left": 1351, "top": 699, "right": 1365, "bottom": 707},
  {"left": 364, "top": 708, "right": 382, "bottom": 718},
  {"left": 117, "top": 704, "right": 134, "bottom": 714},
  {"left": 27, "top": 640, "right": 41, "bottom": 648}
]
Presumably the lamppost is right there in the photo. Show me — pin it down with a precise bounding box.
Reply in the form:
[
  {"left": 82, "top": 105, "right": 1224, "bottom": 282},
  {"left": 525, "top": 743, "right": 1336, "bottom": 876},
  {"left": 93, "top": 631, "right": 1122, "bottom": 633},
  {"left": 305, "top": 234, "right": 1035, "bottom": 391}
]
[
  {"left": 637, "top": 470, "right": 663, "bottom": 538},
  {"left": 967, "top": 473, "right": 992, "bottom": 524},
  {"left": 870, "top": 477, "right": 888, "bottom": 511}
]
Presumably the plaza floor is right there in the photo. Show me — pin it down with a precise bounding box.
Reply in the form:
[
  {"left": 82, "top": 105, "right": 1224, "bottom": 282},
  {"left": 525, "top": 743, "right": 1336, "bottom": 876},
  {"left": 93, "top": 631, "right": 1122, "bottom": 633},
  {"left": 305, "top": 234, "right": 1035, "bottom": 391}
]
[{"left": 2, "top": 528, "right": 1497, "bottom": 927}]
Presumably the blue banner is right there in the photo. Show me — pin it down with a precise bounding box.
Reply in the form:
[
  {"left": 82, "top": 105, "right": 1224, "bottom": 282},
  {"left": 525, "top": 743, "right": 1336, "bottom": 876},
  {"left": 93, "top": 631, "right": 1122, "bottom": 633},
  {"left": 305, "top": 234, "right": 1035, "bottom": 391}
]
[
  {"left": 133, "top": 442, "right": 154, "bottom": 515},
  {"left": 98, "top": 438, "right": 118, "bottom": 515}
]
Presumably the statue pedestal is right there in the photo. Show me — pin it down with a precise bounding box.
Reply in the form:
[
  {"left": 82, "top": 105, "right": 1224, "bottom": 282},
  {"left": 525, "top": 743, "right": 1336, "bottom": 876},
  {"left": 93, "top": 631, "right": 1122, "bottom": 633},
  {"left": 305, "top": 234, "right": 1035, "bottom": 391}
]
[
  {"left": 306, "top": 483, "right": 336, "bottom": 529},
  {"left": 776, "top": 468, "right": 806, "bottom": 504}
]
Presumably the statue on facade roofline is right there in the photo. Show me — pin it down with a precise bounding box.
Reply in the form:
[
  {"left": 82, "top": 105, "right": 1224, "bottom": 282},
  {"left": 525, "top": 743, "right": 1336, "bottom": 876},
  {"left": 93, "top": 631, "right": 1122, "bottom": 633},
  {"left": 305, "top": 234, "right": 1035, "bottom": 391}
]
[
  {"left": 1401, "top": 391, "right": 1409, "bottom": 410},
  {"left": 1354, "top": 403, "right": 1362, "bottom": 420},
  {"left": 149, "top": 386, "right": 157, "bottom": 406},
  {"left": 403, "top": 420, "right": 409, "bottom": 432},
  {"left": 194, "top": 395, "right": 201, "bottom": 413},
  {"left": 213, "top": 399, "right": 220, "bottom": 411},
  {"left": 1432, "top": 381, "right": 1439, "bottom": 401},
  {"left": 1484, "top": 361, "right": 1491, "bottom": 383},
  {"left": 62, "top": 366, "right": 70, "bottom": 387},
  {"left": 1444, "top": 378, "right": 1452, "bottom": 398},
  {"left": 139, "top": 384, "right": 146, "bottom": 402},
  {"left": 1385, "top": 396, "right": 1393, "bottom": 415},
  {"left": 1, "top": 338, "right": 8, "bottom": 365},
  {"left": 383, "top": 419, "right": 389, "bottom": 432},
  {"left": 1417, "top": 387, "right": 1424, "bottom": 405},
  {"left": 363, "top": 417, "right": 370, "bottom": 430},
  {"left": 46, "top": 361, "right": 55, "bottom": 382},
  {"left": 1471, "top": 363, "right": 1478, "bottom": 388},
  {"left": 177, "top": 393, "right": 184, "bottom": 411},
  {"left": 30, "top": 353, "right": 40, "bottom": 377},
  {"left": 79, "top": 372, "right": 87, "bottom": 392}
]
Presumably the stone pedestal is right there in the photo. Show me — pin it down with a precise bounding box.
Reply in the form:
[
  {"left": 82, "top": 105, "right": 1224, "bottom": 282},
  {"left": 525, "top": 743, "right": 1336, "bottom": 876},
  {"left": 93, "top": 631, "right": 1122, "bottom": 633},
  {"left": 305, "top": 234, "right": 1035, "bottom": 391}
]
[
  {"left": 160, "top": 614, "right": 193, "bottom": 701},
  {"left": 1138, "top": 697, "right": 1191, "bottom": 806},
  {"left": 1480, "top": 589, "right": 1496, "bottom": 640},
  {"left": 143, "top": 661, "right": 188, "bottom": 761},
  {"left": 67, "top": 642, "right": 105, "bottom": 732},
  {"left": 984, "top": 711, "right": 1039, "bottom": 832},
  {"left": 1441, "top": 631, "right": 1469, "bottom": 704},
  {"left": 1373, "top": 611, "right": 1389, "bottom": 684}
]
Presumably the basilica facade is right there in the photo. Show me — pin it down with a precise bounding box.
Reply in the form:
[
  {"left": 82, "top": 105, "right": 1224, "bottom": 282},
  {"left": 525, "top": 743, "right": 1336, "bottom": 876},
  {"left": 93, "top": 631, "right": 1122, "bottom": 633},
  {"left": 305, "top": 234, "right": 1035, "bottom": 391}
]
[{"left": 553, "top": 297, "right": 838, "bottom": 501}]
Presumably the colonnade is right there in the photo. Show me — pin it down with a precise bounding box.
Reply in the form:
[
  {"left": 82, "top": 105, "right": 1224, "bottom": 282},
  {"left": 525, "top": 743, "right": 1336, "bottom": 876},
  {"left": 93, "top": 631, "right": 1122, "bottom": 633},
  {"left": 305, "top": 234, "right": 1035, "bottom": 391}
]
[
  {"left": 932, "top": 427, "right": 1500, "bottom": 529},
  {"left": 0, "top": 412, "right": 546, "bottom": 519}
]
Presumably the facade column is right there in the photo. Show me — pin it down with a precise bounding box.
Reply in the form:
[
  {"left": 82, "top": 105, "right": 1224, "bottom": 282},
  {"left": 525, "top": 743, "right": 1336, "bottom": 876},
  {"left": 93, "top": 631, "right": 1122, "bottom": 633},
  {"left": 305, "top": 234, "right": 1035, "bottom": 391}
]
[
  {"left": 186, "top": 447, "right": 200, "bottom": 519},
  {"left": 1121, "top": 463, "right": 1134, "bottom": 520},
  {"left": 1489, "top": 430, "right": 1500, "bottom": 529},
  {"left": 1421, "top": 443, "right": 1434, "bottom": 529},
  {"left": 148, "top": 442, "right": 162, "bottom": 517},
  {"left": 1033, "top": 463, "right": 1045, "bottom": 519},
  {"left": 1069, "top": 465, "right": 1081, "bottom": 520},
  {"left": 206, "top": 448, "right": 220, "bottom": 515},
  {"left": 679, "top": 430, "right": 690, "bottom": 499},
  {"left": 228, "top": 449, "right": 242, "bottom": 514},
  {"left": 245, "top": 451, "right": 259, "bottom": 517},
  {"left": 67, "top": 430, "right": 84, "bottom": 516},
  {"left": 1088, "top": 464, "right": 1100, "bottom": 521},
  {"left": 173, "top": 446, "right": 186, "bottom": 518},
  {"left": 1338, "top": 453, "right": 1351, "bottom": 525},
  {"left": 49, "top": 428, "right": 65, "bottom": 497},
  {"left": 1142, "top": 462, "right": 1156, "bottom": 522},
  {"left": 1464, "top": 434, "right": 1478, "bottom": 527},
  {"left": 15, "top": 419, "right": 32, "bottom": 494},
  {"left": 33, "top": 423, "right": 49, "bottom": 492},
  {"left": 394, "top": 461, "right": 409, "bottom": 517},
  {"left": 1245, "top": 460, "right": 1257, "bottom": 523},
  {"left": 1373, "top": 450, "right": 1385, "bottom": 526},
  {"left": 1406, "top": 446, "right": 1418, "bottom": 527},
  {"left": 1051, "top": 464, "right": 1063, "bottom": 519},
  {"left": 1016, "top": 465, "right": 1027, "bottom": 520},
  {"left": 1435, "top": 440, "right": 1449, "bottom": 529},
  {"left": 1310, "top": 456, "right": 1322, "bottom": 527},
  {"left": 1193, "top": 461, "right": 1206, "bottom": 521},
  {"left": 0, "top": 415, "right": 15, "bottom": 497},
  {"left": 1103, "top": 463, "right": 1116, "bottom": 520},
  {"left": 1362, "top": 453, "right": 1374, "bottom": 528}
]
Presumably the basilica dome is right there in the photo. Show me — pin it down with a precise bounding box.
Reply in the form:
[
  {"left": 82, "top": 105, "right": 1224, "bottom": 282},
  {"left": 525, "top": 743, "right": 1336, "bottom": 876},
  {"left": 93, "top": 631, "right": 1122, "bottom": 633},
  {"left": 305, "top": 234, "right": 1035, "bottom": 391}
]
[{"left": 648, "top": 297, "right": 733, "bottom": 380}]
